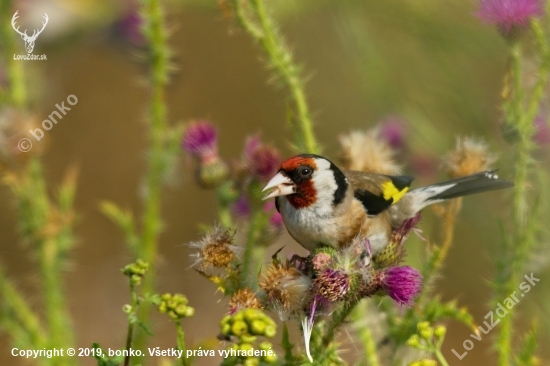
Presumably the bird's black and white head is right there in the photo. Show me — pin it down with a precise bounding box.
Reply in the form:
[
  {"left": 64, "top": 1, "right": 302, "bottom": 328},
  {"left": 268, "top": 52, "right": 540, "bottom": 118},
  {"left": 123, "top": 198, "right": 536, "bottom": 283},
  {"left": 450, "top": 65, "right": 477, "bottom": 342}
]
[{"left": 262, "top": 154, "right": 348, "bottom": 210}]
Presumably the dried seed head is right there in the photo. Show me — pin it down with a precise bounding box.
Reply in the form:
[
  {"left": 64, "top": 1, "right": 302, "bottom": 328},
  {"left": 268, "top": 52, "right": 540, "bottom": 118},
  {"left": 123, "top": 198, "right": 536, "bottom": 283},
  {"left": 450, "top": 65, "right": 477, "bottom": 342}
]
[
  {"left": 189, "top": 226, "right": 242, "bottom": 270},
  {"left": 443, "top": 137, "right": 497, "bottom": 178},
  {"left": 228, "top": 288, "right": 263, "bottom": 314},
  {"left": 260, "top": 262, "right": 311, "bottom": 320},
  {"left": 339, "top": 130, "right": 401, "bottom": 175}
]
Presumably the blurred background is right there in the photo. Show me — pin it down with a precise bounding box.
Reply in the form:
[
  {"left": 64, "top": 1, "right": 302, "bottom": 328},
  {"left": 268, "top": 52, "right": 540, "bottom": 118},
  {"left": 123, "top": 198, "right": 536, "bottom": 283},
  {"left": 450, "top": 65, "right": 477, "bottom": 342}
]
[{"left": 1, "top": 0, "right": 549, "bottom": 365}]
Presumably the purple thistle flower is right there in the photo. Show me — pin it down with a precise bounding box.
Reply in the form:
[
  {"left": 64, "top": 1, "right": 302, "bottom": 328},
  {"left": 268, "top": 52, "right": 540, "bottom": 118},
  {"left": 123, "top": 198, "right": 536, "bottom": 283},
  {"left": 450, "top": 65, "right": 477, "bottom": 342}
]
[
  {"left": 182, "top": 121, "right": 218, "bottom": 161},
  {"left": 478, "top": 0, "right": 544, "bottom": 35},
  {"left": 115, "top": 10, "right": 145, "bottom": 45},
  {"left": 315, "top": 269, "right": 350, "bottom": 302},
  {"left": 382, "top": 266, "right": 422, "bottom": 307},
  {"left": 243, "top": 134, "right": 281, "bottom": 181},
  {"left": 393, "top": 212, "right": 422, "bottom": 244},
  {"left": 379, "top": 116, "right": 406, "bottom": 150},
  {"left": 534, "top": 114, "right": 550, "bottom": 146},
  {"left": 244, "top": 134, "right": 261, "bottom": 158},
  {"left": 232, "top": 195, "right": 251, "bottom": 218}
]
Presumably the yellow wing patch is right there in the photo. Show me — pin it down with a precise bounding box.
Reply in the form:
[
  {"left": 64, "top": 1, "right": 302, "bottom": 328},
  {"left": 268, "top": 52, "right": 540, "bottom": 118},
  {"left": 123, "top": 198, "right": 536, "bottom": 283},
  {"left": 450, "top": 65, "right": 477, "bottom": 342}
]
[{"left": 381, "top": 181, "right": 409, "bottom": 204}]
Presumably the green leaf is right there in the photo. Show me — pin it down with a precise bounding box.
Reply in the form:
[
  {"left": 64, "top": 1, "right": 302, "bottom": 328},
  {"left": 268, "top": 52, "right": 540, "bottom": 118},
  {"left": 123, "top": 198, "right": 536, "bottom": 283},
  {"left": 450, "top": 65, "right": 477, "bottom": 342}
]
[{"left": 91, "top": 343, "right": 124, "bottom": 366}]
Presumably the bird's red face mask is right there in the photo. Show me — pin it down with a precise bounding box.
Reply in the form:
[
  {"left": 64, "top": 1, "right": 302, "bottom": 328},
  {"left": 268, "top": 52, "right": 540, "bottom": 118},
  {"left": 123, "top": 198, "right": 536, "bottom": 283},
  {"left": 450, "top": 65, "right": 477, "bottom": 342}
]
[{"left": 261, "top": 156, "right": 317, "bottom": 208}]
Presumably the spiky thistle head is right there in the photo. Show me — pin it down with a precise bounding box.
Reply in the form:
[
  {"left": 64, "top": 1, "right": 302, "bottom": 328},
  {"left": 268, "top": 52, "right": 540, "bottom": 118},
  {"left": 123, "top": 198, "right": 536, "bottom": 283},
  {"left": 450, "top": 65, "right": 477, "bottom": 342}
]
[
  {"left": 443, "top": 136, "right": 497, "bottom": 178},
  {"left": 259, "top": 261, "right": 311, "bottom": 320},
  {"left": 189, "top": 226, "right": 242, "bottom": 270},
  {"left": 382, "top": 266, "right": 423, "bottom": 307},
  {"left": 314, "top": 269, "right": 351, "bottom": 302},
  {"left": 478, "top": 0, "right": 544, "bottom": 36},
  {"left": 339, "top": 129, "right": 401, "bottom": 175},
  {"left": 228, "top": 288, "right": 263, "bottom": 314}
]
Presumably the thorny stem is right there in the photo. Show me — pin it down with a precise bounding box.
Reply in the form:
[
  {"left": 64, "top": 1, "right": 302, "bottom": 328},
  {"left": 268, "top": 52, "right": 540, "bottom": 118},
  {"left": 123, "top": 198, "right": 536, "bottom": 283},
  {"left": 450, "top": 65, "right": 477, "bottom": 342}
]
[
  {"left": 321, "top": 299, "right": 360, "bottom": 347},
  {"left": 27, "top": 160, "right": 76, "bottom": 366},
  {"left": 0, "top": 267, "right": 48, "bottom": 350},
  {"left": 0, "top": 0, "right": 26, "bottom": 107},
  {"left": 417, "top": 199, "right": 462, "bottom": 305},
  {"left": 497, "top": 23, "right": 549, "bottom": 365},
  {"left": 135, "top": 0, "right": 171, "bottom": 355},
  {"left": 231, "top": 0, "right": 319, "bottom": 154},
  {"left": 498, "top": 40, "right": 527, "bottom": 366},
  {"left": 353, "top": 305, "right": 380, "bottom": 366}
]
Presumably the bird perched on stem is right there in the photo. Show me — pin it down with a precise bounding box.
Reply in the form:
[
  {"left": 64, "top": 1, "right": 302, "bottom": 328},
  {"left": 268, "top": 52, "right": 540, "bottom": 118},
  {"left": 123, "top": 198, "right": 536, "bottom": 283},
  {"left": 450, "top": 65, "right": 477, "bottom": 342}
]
[{"left": 262, "top": 154, "right": 513, "bottom": 255}]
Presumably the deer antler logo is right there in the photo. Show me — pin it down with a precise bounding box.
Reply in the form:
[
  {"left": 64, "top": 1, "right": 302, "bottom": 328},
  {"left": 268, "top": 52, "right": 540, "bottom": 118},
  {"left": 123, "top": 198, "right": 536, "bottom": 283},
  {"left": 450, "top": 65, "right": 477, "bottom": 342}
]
[{"left": 11, "top": 11, "right": 49, "bottom": 54}]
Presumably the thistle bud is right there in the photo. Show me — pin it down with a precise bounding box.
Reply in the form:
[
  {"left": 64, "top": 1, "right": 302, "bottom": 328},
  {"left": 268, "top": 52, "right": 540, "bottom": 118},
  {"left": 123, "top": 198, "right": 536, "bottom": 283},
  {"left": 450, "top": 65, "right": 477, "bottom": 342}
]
[
  {"left": 243, "top": 134, "right": 281, "bottom": 182},
  {"left": 182, "top": 121, "right": 229, "bottom": 188}
]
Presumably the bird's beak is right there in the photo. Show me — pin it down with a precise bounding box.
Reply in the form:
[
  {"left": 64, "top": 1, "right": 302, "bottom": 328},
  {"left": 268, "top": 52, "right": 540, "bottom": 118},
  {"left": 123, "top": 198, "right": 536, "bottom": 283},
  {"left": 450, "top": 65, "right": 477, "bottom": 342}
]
[{"left": 261, "top": 172, "right": 295, "bottom": 200}]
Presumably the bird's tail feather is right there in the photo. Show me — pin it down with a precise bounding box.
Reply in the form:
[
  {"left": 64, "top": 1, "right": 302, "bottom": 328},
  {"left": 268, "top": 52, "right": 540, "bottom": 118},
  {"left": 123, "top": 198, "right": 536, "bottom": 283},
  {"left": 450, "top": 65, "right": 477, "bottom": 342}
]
[{"left": 402, "top": 170, "right": 514, "bottom": 214}]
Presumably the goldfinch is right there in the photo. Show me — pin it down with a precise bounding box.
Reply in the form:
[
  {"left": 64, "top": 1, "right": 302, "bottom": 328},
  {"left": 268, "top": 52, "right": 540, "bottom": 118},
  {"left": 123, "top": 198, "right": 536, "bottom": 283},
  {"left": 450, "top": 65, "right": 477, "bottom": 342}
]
[{"left": 261, "top": 154, "right": 513, "bottom": 255}]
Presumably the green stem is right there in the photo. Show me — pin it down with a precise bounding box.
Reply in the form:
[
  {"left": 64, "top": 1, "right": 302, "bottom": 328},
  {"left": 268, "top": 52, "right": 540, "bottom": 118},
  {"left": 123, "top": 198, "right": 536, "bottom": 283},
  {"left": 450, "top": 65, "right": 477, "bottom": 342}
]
[
  {"left": 134, "top": 0, "right": 171, "bottom": 356},
  {"left": 124, "top": 283, "right": 139, "bottom": 366},
  {"left": 497, "top": 40, "right": 523, "bottom": 366},
  {"left": 0, "top": 267, "right": 48, "bottom": 349},
  {"left": 29, "top": 160, "right": 75, "bottom": 366},
  {"left": 176, "top": 321, "right": 188, "bottom": 366},
  {"left": 0, "top": 0, "right": 26, "bottom": 107},
  {"left": 232, "top": 0, "right": 319, "bottom": 153},
  {"left": 434, "top": 349, "right": 450, "bottom": 366},
  {"left": 241, "top": 211, "right": 266, "bottom": 288},
  {"left": 321, "top": 299, "right": 359, "bottom": 347},
  {"left": 359, "top": 326, "right": 380, "bottom": 366}
]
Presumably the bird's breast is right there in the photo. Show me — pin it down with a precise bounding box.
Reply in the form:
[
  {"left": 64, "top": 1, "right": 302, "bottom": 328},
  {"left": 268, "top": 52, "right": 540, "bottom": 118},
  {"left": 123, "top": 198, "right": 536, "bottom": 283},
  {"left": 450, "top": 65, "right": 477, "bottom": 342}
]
[{"left": 277, "top": 196, "right": 392, "bottom": 254}]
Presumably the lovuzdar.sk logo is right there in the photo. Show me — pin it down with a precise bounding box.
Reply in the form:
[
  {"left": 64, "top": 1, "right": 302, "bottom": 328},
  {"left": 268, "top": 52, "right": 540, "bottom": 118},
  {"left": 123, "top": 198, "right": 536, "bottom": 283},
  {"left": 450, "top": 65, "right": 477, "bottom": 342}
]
[{"left": 11, "top": 10, "right": 48, "bottom": 61}]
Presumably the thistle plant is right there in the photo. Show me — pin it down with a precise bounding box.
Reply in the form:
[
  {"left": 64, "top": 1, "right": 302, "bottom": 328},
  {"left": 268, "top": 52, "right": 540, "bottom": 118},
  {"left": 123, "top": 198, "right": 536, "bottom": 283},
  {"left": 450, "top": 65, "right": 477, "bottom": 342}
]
[
  {"left": 1, "top": 0, "right": 549, "bottom": 365},
  {"left": 476, "top": 1, "right": 550, "bottom": 364}
]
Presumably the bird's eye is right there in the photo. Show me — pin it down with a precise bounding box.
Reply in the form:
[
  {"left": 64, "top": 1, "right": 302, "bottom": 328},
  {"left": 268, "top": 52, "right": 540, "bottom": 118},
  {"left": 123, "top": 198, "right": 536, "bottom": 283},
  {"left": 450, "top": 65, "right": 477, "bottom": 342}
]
[{"left": 300, "top": 167, "right": 312, "bottom": 177}]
